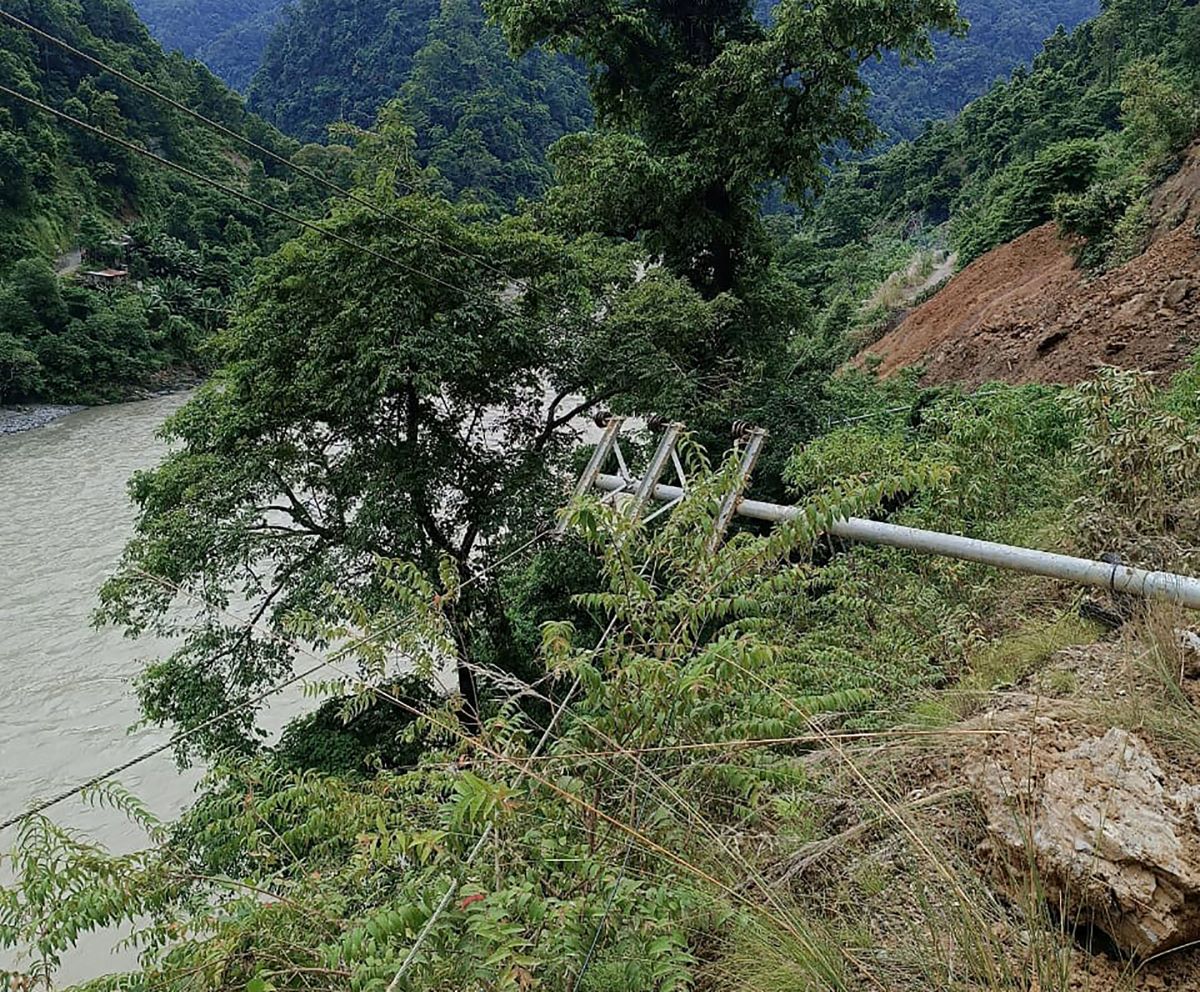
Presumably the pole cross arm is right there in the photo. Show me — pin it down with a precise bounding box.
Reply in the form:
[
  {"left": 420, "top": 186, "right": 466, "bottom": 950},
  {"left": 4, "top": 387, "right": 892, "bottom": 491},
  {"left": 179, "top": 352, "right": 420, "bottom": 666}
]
[{"left": 707, "top": 427, "right": 766, "bottom": 554}]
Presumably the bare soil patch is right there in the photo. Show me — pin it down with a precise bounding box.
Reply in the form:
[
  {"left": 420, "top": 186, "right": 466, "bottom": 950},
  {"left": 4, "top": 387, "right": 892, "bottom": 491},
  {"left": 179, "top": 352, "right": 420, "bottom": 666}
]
[{"left": 859, "top": 144, "right": 1200, "bottom": 387}]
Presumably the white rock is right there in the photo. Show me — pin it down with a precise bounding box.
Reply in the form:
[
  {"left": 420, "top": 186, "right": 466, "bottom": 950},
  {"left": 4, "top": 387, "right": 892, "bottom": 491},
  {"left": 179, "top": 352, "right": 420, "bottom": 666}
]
[{"left": 969, "top": 728, "right": 1200, "bottom": 955}]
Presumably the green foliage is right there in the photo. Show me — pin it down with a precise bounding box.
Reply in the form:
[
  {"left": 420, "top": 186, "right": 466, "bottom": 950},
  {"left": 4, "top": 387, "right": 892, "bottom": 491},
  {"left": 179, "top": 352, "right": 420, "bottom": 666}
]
[
  {"left": 785, "top": 381, "right": 1080, "bottom": 706},
  {"left": 0, "top": 211, "right": 275, "bottom": 404},
  {"left": 1053, "top": 167, "right": 1144, "bottom": 269},
  {"left": 1119, "top": 56, "right": 1199, "bottom": 163},
  {"left": 93, "top": 113, "right": 662, "bottom": 760},
  {"left": 952, "top": 138, "right": 1101, "bottom": 263},
  {"left": 273, "top": 676, "right": 438, "bottom": 776},
  {"left": 0, "top": 330, "right": 41, "bottom": 400},
  {"left": 246, "top": 0, "right": 438, "bottom": 143},
  {"left": 1070, "top": 366, "right": 1200, "bottom": 535},
  {"left": 0, "top": 789, "right": 168, "bottom": 988},
  {"left": 130, "top": 0, "right": 284, "bottom": 91},
  {"left": 860, "top": 0, "right": 1100, "bottom": 146},
  {"left": 0, "top": 0, "right": 340, "bottom": 402},
  {"left": 951, "top": 612, "right": 1098, "bottom": 708},
  {"left": 814, "top": 0, "right": 1200, "bottom": 282},
  {"left": 492, "top": 0, "right": 962, "bottom": 296},
  {"left": 719, "top": 0, "right": 1200, "bottom": 354},
  {"left": 399, "top": 0, "right": 593, "bottom": 209},
  {"left": 245, "top": 0, "right": 591, "bottom": 212}
]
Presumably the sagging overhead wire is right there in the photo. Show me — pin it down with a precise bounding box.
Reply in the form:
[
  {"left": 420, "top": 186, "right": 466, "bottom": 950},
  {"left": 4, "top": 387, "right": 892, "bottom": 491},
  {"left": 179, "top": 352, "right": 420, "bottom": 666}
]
[
  {"left": 0, "top": 7, "right": 508, "bottom": 279},
  {"left": 0, "top": 525, "right": 556, "bottom": 835},
  {"left": 0, "top": 83, "right": 474, "bottom": 297}
]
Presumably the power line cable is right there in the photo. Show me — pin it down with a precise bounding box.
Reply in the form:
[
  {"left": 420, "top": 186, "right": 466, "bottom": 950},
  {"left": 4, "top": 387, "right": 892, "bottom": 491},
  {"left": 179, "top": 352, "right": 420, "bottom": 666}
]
[
  {"left": 0, "top": 656, "right": 332, "bottom": 835},
  {"left": 0, "top": 84, "right": 471, "bottom": 296},
  {"left": 0, "top": 7, "right": 508, "bottom": 279},
  {"left": 0, "top": 522, "right": 557, "bottom": 835}
]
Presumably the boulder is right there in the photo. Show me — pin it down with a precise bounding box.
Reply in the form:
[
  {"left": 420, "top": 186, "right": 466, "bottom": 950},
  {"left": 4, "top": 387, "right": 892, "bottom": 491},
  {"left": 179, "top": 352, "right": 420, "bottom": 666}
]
[
  {"left": 1164, "top": 279, "right": 1194, "bottom": 308},
  {"left": 969, "top": 728, "right": 1200, "bottom": 956}
]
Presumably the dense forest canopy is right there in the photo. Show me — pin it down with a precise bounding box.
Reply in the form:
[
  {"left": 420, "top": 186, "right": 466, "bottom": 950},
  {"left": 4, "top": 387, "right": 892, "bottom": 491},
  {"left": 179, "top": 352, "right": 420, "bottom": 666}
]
[
  {"left": 859, "top": 0, "right": 1100, "bottom": 144},
  {"left": 134, "top": 0, "right": 1101, "bottom": 151},
  {"left": 0, "top": 0, "right": 331, "bottom": 403},
  {"left": 246, "top": 0, "right": 439, "bottom": 141},
  {"left": 130, "top": 0, "right": 285, "bottom": 92},
  {"left": 245, "top": 0, "right": 592, "bottom": 208},
  {"left": 789, "top": 0, "right": 1200, "bottom": 315},
  {"left": 122, "top": 0, "right": 1109, "bottom": 219}
]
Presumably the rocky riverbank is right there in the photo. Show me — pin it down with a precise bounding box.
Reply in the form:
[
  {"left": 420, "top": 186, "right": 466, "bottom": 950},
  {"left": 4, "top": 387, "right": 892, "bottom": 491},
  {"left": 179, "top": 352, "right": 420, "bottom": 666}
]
[
  {"left": 0, "top": 405, "right": 85, "bottom": 437},
  {"left": 1, "top": 370, "right": 202, "bottom": 438}
]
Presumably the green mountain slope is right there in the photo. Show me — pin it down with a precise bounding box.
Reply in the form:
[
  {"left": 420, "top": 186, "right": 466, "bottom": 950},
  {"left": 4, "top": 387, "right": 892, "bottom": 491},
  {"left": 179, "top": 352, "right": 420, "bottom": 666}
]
[
  {"left": 855, "top": 0, "right": 1199, "bottom": 261},
  {"left": 129, "top": 0, "right": 284, "bottom": 92},
  {"left": 245, "top": 0, "right": 591, "bottom": 208},
  {"left": 245, "top": 0, "right": 442, "bottom": 143},
  {"left": 398, "top": 0, "right": 592, "bottom": 208},
  {"left": 0, "top": 0, "right": 319, "bottom": 404},
  {"left": 778, "top": 0, "right": 1200, "bottom": 360},
  {"left": 861, "top": 0, "right": 1100, "bottom": 144}
]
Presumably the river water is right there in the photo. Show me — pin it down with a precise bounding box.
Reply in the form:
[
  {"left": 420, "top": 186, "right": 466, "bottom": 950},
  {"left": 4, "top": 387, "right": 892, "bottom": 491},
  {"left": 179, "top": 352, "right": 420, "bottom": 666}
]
[
  {"left": 0, "top": 391, "right": 597, "bottom": 984},
  {"left": 0, "top": 395, "right": 311, "bottom": 985},
  {"left": 0, "top": 395, "right": 195, "bottom": 836}
]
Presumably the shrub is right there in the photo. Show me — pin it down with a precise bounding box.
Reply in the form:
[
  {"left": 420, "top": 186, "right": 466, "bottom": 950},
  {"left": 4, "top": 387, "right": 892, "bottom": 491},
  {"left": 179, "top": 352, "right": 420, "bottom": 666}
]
[
  {"left": 1120, "top": 58, "right": 1198, "bottom": 164},
  {"left": 953, "top": 139, "right": 1103, "bottom": 264},
  {"left": 1054, "top": 172, "right": 1145, "bottom": 270},
  {"left": 1071, "top": 367, "right": 1200, "bottom": 535}
]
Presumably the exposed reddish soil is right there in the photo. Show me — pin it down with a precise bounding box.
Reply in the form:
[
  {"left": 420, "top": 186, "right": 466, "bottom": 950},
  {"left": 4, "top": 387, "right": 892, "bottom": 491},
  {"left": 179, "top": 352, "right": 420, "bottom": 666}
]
[{"left": 860, "top": 145, "right": 1200, "bottom": 387}]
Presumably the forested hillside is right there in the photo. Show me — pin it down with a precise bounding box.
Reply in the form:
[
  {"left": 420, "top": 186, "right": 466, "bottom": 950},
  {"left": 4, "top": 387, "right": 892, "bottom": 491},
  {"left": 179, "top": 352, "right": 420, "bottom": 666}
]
[
  {"left": 130, "top": 0, "right": 284, "bottom": 92},
  {"left": 126, "top": 0, "right": 1100, "bottom": 213},
  {"left": 860, "top": 0, "right": 1100, "bottom": 144},
  {"left": 246, "top": 0, "right": 591, "bottom": 207},
  {"left": 144, "top": 0, "right": 1098, "bottom": 154},
  {"left": 0, "top": 0, "right": 323, "bottom": 403},
  {"left": 855, "top": 0, "right": 1198, "bottom": 259},
  {"left": 776, "top": 0, "right": 1200, "bottom": 353},
  {"left": 246, "top": 0, "right": 437, "bottom": 141}
]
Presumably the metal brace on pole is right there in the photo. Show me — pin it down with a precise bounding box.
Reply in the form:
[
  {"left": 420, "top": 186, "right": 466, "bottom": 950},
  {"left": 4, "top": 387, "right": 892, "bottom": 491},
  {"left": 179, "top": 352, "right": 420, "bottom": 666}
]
[
  {"left": 707, "top": 427, "right": 767, "bottom": 553},
  {"left": 562, "top": 422, "right": 1200, "bottom": 611},
  {"left": 588, "top": 473, "right": 1200, "bottom": 611},
  {"left": 628, "top": 423, "right": 683, "bottom": 521},
  {"left": 556, "top": 416, "right": 625, "bottom": 535}
]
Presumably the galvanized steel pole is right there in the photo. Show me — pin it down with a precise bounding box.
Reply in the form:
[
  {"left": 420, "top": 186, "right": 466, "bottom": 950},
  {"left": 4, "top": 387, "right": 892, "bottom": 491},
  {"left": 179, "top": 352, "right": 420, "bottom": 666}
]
[{"left": 593, "top": 474, "right": 1200, "bottom": 610}]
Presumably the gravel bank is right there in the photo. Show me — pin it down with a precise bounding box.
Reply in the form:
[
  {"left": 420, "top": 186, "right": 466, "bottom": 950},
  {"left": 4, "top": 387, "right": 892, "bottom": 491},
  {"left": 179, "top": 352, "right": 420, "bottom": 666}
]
[{"left": 0, "top": 405, "right": 85, "bottom": 437}]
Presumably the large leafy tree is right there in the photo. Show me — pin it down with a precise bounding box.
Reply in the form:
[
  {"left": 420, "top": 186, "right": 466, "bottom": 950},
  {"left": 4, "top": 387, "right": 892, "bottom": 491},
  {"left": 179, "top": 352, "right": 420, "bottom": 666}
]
[
  {"left": 490, "top": 0, "right": 962, "bottom": 296},
  {"left": 97, "top": 116, "right": 640, "bottom": 755}
]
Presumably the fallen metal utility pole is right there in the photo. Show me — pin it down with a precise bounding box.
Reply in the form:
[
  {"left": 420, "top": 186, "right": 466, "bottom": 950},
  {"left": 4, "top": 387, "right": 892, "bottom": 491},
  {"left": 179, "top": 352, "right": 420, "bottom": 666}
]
[{"left": 574, "top": 419, "right": 1200, "bottom": 611}]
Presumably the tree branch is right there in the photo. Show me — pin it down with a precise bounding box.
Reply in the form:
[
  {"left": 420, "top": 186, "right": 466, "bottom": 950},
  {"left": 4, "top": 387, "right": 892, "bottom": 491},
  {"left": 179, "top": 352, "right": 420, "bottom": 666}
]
[{"left": 535, "top": 387, "right": 621, "bottom": 451}]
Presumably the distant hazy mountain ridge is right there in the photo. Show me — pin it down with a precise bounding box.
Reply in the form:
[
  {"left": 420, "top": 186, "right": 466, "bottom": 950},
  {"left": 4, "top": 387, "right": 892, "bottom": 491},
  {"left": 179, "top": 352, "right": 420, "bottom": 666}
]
[
  {"left": 130, "top": 0, "right": 285, "bottom": 92},
  {"left": 861, "top": 0, "right": 1100, "bottom": 143}
]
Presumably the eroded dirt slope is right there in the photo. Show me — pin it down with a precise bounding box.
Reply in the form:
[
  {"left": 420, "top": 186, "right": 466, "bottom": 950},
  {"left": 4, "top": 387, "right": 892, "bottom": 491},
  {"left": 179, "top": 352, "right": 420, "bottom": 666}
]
[{"left": 861, "top": 145, "right": 1200, "bottom": 387}]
